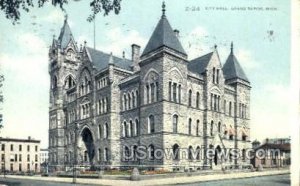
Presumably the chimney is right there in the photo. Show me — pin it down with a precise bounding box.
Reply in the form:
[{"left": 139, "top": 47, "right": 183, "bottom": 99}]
[
  {"left": 174, "top": 29, "right": 179, "bottom": 38},
  {"left": 131, "top": 44, "right": 140, "bottom": 72},
  {"left": 28, "top": 136, "right": 31, "bottom": 140}
]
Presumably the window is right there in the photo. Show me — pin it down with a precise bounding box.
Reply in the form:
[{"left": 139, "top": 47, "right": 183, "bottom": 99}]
[
  {"left": 216, "top": 69, "right": 219, "bottom": 84},
  {"left": 148, "top": 115, "right": 155, "bottom": 133},
  {"left": 218, "top": 122, "right": 221, "bottom": 133},
  {"left": 84, "top": 151, "right": 88, "bottom": 162},
  {"left": 104, "top": 123, "right": 109, "bottom": 139},
  {"left": 135, "top": 119, "right": 139, "bottom": 136},
  {"left": 27, "top": 163, "right": 30, "bottom": 171},
  {"left": 212, "top": 67, "right": 215, "bottom": 83},
  {"left": 229, "top": 102, "right": 232, "bottom": 116},
  {"left": 104, "top": 148, "right": 109, "bottom": 161},
  {"left": 132, "top": 92, "right": 135, "bottom": 108},
  {"left": 172, "top": 144, "right": 179, "bottom": 160},
  {"left": 136, "top": 90, "right": 139, "bottom": 106},
  {"left": 242, "top": 135, "right": 247, "bottom": 141},
  {"left": 98, "top": 149, "right": 101, "bottom": 161},
  {"left": 1, "top": 144, "right": 4, "bottom": 151},
  {"left": 188, "top": 118, "right": 192, "bottom": 135},
  {"left": 35, "top": 146, "right": 38, "bottom": 152},
  {"left": 156, "top": 82, "right": 159, "bottom": 101},
  {"left": 150, "top": 83, "right": 155, "bottom": 103},
  {"left": 35, "top": 154, "right": 38, "bottom": 162},
  {"left": 196, "top": 92, "right": 200, "bottom": 108},
  {"left": 10, "top": 144, "right": 13, "bottom": 151},
  {"left": 188, "top": 90, "right": 192, "bottom": 107},
  {"left": 19, "top": 164, "right": 22, "bottom": 171},
  {"left": 1, "top": 154, "right": 4, "bottom": 161},
  {"left": 196, "top": 146, "right": 201, "bottom": 160},
  {"left": 196, "top": 120, "right": 200, "bottom": 136},
  {"left": 178, "top": 84, "right": 181, "bottom": 103},
  {"left": 173, "top": 83, "right": 177, "bottom": 102},
  {"left": 124, "top": 122, "right": 127, "bottom": 137},
  {"left": 128, "top": 93, "right": 131, "bottom": 109},
  {"left": 169, "top": 82, "right": 172, "bottom": 101},
  {"left": 188, "top": 146, "right": 193, "bottom": 160},
  {"left": 10, "top": 163, "right": 13, "bottom": 171},
  {"left": 98, "top": 125, "right": 101, "bottom": 139},
  {"left": 27, "top": 154, "right": 30, "bottom": 162},
  {"left": 19, "top": 145, "right": 22, "bottom": 151},
  {"left": 229, "top": 134, "right": 234, "bottom": 140},
  {"left": 148, "top": 144, "right": 155, "bottom": 160},
  {"left": 210, "top": 121, "right": 214, "bottom": 136},
  {"left": 124, "top": 95, "right": 127, "bottom": 110},
  {"left": 15, "top": 154, "right": 17, "bottom": 162},
  {"left": 173, "top": 115, "right": 178, "bottom": 133},
  {"left": 19, "top": 154, "right": 22, "bottom": 162},
  {"left": 146, "top": 85, "right": 150, "bottom": 104},
  {"left": 130, "top": 120, "right": 134, "bottom": 137}
]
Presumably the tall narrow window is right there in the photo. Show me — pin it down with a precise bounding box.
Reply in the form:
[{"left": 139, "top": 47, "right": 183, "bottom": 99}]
[
  {"left": 178, "top": 84, "right": 181, "bottom": 103},
  {"left": 196, "top": 120, "right": 199, "bottom": 136},
  {"left": 148, "top": 144, "right": 155, "bottom": 160},
  {"left": 212, "top": 67, "right": 215, "bottom": 83},
  {"left": 156, "top": 82, "right": 159, "bottom": 101},
  {"left": 123, "top": 122, "right": 126, "bottom": 137},
  {"left": 210, "top": 121, "right": 214, "bottom": 136},
  {"left": 149, "top": 115, "right": 155, "bottom": 133},
  {"left": 218, "top": 122, "right": 221, "bottom": 133},
  {"left": 188, "top": 90, "right": 192, "bottom": 107},
  {"left": 211, "top": 93, "right": 213, "bottom": 110},
  {"left": 173, "top": 83, "right": 177, "bottom": 102},
  {"left": 188, "top": 118, "right": 192, "bottom": 135},
  {"left": 229, "top": 102, "right": 232, "bottom": 116},
  {"left": 214, "top": 95, "right": 217, "bottom": 111},
  {"left": 98, "top": 149, "right": 101, "bottom": 161},
  {"left": 132, "top": 92, "right": 135, "bottom": 108},
  {"left": 124, "top": 95, "right": 127, "bottom": 110},
  {"left": 173, "top": 144, "right": 179, "bottom": 160},
  {"left": 216, "top": 69, "right": 219, "bottom": 84},
  {"left": 98, "top": 125, "right": 101, "bottom": 139},
  {"left": 224, "top": 100, "right": 226, "bottom": 114},
  {"left": 128, "top": 94, "right": 131, "bottom": 109},
  {"left": 146, "top": 85, "right": 150, "bottom": 104},
  {"left": 188, "top": 146, "right": 193, "bottom": 160},
  {"left": 150, "top": 83, "right": 155, "bottom": 103},
  {"left": 169, "top": 82, "right": 172, "bottom": 101},
  {"left": 130, "top": 120, "right": 134, "bottom": 137},
  {"left": 135, "top": 119, "right": 139, "bottom": 136},
  {"left": 196, "top": 92, "right": 200, "bottom": 108},
  {"left": 136, "top": 90, "right": 139, "bottom": 106},
  {"left": 173, "top": 115, "right": 178, "bottom": 133}
]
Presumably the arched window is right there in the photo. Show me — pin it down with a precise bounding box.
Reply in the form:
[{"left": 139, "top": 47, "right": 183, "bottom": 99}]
[
  {"left": 218, "top": 122, "right": 221, "bottom": 133},
  {"left": 196, "top": 120, "right": 200, "bottom": 136},
  {"left": 98, "top": 125, "right": 101, "bottom": 139},
  {"left": 169, "top": 82, "right": 172, "bottom": 101},
  {"left": 178, "top": 84, "right": 181, "bottom": 103},
  {"left": 124, "top": 146, "right": 130, "bottom": 161},
  {"left": 188, "top": 118, "right": 192, "bottom": 135},
  {"left": 146, "top": 85, "right": 150, "bottom": 104},
  {"left": 150, "top": 83, "right": 155, "bottom": 103},
  {"left": 224, "top": 100, "right": 227, "bottom": 114},
  {"left": 172, "top": 144, "right": 179, "bottom": 160},
  {"left": 173, "top": 83, "right": 177, "bottom": 102},
  {"left": 128, "top": 93, "right": 131, "bottom": 109},
  {"left": 188, "top": 146, "right": 193, "bottom": 160},
  {"left": 173, "top": 115, "right": 178, "bottom": 133},
  {"left": 124, "top": 122, "right": 128, "bottom": 137},
  {"left": 196, "top": 92, "right": 200, "bottom": 108},
  {"left": 148, "top": 115, "right": 155, "bottom": 133},
  {"left": 135, "top": 90, "right": 139, "bottom": 106},
  {"left": 229, "top": 102, "right": 232, "bottom": 116},
  {"left": 98, "top": 149, "right": 101, "bottom": 161},
  {"left": 84, "top": 150, "right": 88, "bottom": 162},
  {"left": 196, "top": 146, "right": 201, "bottom": 160},
  {"left": 133, "top": 145, "right": 138, "bottom": 161},
  {"left": 122, "top": 122, "right": 126, "bottom": 137},
  {"left": 135, "top": 119, "right": 139, "bottom": 136},
  {"left": 210, "top": 121, "right": 214, "bottom": 136},
  {"left": 104, "top": 123, "right": 109, "bottom": 139},
  {"left": 188, "top": 90, "right": 192, "bottom": 107},
  {"left": 132, "top": 92, "right": 135, "bottom": 108},
  {"left": 148, "top": 144, "right": 155, "bottom": 160},
  {"left": 212, "top": 67, "right": 215, "bottom": 83},
  {"left": 216, "top": 69, "right": 219, "bottom": 84},
  {"left": 156, "top": 82, "right": 159, "bottom": 101},
  {"left": 242, "top": 149, "right": 246, "bottom": 161},
  {"left": 124, "top": 94, "right": 127, "bottom": 111},
  {"left": 104, "top": 148, "right": 109, "bottom": 161},
  {"left": 130, "top": 120, "right": 134, "bottom": 137}
]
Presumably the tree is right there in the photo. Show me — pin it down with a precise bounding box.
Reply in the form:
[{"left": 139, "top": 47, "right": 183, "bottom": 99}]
[{"left": 0, "top": 0, "right": 122, "bottom": 24}]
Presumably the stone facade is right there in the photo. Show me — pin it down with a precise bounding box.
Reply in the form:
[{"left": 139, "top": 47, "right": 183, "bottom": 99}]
[{"left": 48, "top": 5, "right": 251, "bottom": 171}]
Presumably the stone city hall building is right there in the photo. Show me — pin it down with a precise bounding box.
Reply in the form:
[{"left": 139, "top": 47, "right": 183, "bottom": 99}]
[{"left": 48, "top": 3, "right": 251, "bottom": 171}]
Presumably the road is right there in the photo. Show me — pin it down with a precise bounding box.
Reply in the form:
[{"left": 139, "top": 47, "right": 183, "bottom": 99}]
[
  {"left": 0, "top": 174, "right": 290, "bottom": 186},
  {"left": 178, "top": 174, "right": 290, "bottom": 186}
]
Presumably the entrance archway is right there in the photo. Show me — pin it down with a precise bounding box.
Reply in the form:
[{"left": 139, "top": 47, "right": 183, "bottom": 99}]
[{"left": 79, "top": 127, "right": 95, "bottom": 165}]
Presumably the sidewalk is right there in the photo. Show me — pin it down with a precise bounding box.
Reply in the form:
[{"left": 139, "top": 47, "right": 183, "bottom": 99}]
[{"left": 1, "top": 169, "right": 290, "bottom": 186}]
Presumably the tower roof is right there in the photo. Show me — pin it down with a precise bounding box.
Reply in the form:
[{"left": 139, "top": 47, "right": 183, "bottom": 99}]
[
  {"left": 141, "top": 2, "right": 186, "bottom": 57},
  {"left": 222, "top": 43, "right": 249, "bottom": 82},
  {"left": 57, "top": 17, "right": 74, "bottom": 49}
]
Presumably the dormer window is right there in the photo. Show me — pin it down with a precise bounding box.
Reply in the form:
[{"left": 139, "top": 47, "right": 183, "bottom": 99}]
[{"left": 66, "top": 49, "right": 75, "bottom": 61}]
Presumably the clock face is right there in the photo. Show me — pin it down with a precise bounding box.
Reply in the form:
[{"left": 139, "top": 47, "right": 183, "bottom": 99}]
[{"left": 66, "top": 49, "right": 75, "bottom": 61}]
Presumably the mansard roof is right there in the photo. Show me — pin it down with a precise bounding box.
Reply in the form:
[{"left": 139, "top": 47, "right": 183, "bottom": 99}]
[
  {"left": 57, "top": 19, "right": 74, "bottom": 49},
  {"left": 141, "top": 15, "right": 187, "bottom": 57},
  {"left": 188, "top": 52, "right": 214, "bottom": 75},
  {"left": 86, "top": 47, "right": 132, "bottom": 71},
  {"left": 222, "top": 44, "right": 249, "bottom": 82}
]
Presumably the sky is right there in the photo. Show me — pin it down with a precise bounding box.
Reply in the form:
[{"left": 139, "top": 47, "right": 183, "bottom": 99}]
[{"left": 0, "top": 0, "right": 291, "bottom": 148}]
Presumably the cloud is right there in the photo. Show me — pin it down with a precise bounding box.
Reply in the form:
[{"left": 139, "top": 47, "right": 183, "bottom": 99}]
[
  {"left": 97, "top": 27, "right": 147, "bottom": 58},
  {"left": 235, "top": 48, "right": 260, "bottom": 70},
  {"left": 42, "top": 9, "right": 65, "bottom": 24}
]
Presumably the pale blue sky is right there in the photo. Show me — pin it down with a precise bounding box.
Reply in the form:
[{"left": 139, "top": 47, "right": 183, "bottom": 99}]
[{"left": 0, "top": 0, "right": 291, "bottom": 147}]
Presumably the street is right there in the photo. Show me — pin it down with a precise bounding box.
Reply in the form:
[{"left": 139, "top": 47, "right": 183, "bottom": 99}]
[
  {"left": 0, "top": 174, "right": 290, "bottom": 186},
  {"left": 178, "top": 174, "right": 290, "bottom": 186}
]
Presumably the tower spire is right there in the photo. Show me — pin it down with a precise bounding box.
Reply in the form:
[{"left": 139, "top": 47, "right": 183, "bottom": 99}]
[
  {"left": 162, "top": 1, "right": 166, "bottom": 17},
  {"left": 230, "top": 42, "right": 234, "bottom": 54}
]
